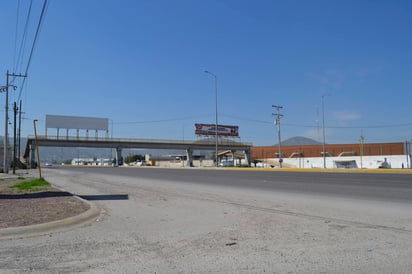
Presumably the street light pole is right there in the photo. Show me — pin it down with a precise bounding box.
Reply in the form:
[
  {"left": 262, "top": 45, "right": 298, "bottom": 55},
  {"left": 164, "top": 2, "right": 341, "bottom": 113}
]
[
  {"left": 359, "top": 131, "right": 364, "bottom": 169},
  {"left": 204, "top": 70, "right": 218, "bottom": 167},
  {"left": 321, "top": 94, "right": 330, "bottom": 168}
]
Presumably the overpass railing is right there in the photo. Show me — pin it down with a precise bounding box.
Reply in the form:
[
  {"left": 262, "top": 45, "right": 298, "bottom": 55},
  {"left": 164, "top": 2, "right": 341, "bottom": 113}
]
[{"left": 26, "top": 135, "right": 253, "bottom": 147}]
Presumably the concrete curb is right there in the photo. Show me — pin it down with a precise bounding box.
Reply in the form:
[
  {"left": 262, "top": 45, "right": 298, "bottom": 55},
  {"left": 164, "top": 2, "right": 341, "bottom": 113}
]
[
  {"left": 213, "top": 167, "right": 412, "bottom": 173},
  {"left": 0, "top": 196, "right": 102, "bottom": 240}
]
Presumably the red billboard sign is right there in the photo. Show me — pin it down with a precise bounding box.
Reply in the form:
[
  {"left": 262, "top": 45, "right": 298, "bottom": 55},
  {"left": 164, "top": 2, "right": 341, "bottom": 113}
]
[{"left": 195, "top": 123, "right": 239, "bottom": 137}]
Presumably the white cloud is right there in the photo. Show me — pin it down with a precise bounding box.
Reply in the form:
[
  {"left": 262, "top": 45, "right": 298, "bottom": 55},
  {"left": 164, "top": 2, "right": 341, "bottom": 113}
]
[
  {"left": 310, "top": 69, "right": 345, "bottom": 91},
  {"left": 303, "top": 129, "right": 321, "bottom": 141},
  {"left": 334, "top": 111, "right": 361, "bottom": 121},
  {"left": 355, "top": 65, "right": 384, "bottom": 80}
]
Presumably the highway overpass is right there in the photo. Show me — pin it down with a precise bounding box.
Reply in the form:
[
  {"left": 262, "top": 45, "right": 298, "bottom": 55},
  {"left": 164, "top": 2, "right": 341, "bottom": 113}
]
[{"left": 24, "top": 135, "right": 252, "bottom": 167}]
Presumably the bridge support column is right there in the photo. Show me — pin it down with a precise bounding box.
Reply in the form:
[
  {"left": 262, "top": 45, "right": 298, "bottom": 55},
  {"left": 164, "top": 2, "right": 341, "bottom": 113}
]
[
  {"left": 244, "top": 150, "right": 251, "bottom": 167},
  {"left": 30, "top": 144, "right": 36, "bottom": 169},
  {"left": 115, "top": 147, "right": 122, "bottom": 166},
  {"left": 186, "top": 148, "right": 193, "bottom": 167}
]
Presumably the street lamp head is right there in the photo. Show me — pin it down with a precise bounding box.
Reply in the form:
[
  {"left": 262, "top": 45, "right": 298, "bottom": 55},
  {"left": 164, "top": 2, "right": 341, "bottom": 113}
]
[
  {"left": 204, "top": 70, "right": 216, "bottom": 78},
  {"left": 322, "top": 93, "right": 332, "bottom": 99}
]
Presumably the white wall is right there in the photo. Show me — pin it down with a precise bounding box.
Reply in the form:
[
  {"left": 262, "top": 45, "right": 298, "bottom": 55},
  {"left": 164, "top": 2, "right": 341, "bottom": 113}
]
[
  {"left": 155, "top": 159, "right": 215, "bottom": 168},
  {"left": 272, "top": 155, "right": 411, "bottom": 169}
]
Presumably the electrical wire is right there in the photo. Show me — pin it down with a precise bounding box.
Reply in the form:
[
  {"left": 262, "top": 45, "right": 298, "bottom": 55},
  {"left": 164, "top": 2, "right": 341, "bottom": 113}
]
[
  {"left": 13, "top": 0, "right": 33, "bottom": 84},
  {"left": 115, "top": 114, "right": 209, "bottom": 125},
  {"left": 12, "top": 0, "right": 21, "bottom": 74},
  {"left": 220, "top": 114, "right": 412, "bottom": 129},
  {"left": 17, "top": 0, "right": 49, "bottom": 102}
]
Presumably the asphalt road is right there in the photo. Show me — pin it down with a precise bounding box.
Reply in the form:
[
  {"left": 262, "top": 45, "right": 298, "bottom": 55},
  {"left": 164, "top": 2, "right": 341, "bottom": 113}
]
[
  {"left": 62, "top": 166, "right": 412, "bottom": 203},
  {"left": 1, "top": 166, "right": 411, "bottom": 273}
]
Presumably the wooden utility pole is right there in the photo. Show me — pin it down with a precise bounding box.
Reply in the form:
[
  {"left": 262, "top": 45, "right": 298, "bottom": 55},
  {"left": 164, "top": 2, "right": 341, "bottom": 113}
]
[
  {"left": 3, "top": 71, "right": 9, "bottom": 173},
  {"left": 272, "top": 105, "right": 284, "bottom": 168},
  {"left": 13, "top": 102, "right": 17, "bottom": 174},
  {"left": 1, "top": 71, "right": 26, "bottom": 173}
]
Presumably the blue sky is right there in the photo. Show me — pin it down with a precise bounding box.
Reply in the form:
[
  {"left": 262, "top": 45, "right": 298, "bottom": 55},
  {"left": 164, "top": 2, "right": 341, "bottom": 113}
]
[{"left": 1, "top": 0, "right": 411, "bottom": 146}]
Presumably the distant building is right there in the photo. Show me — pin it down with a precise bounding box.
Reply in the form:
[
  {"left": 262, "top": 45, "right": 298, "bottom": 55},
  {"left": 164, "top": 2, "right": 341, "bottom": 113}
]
[
  {"left": 251, "top": 141, "right": 412, "bottom": 169},
  {"left": 0, "top": 144, "right": 13, "bottom": 172},
  {"left": 71, "top": 158, "right": 112, "bottom": 166},
  {"left": 252, "top": 142, "right": 405, "bottom": 159}
]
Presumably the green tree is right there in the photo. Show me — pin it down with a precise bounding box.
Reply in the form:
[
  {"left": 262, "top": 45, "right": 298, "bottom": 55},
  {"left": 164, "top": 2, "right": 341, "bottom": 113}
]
[{"left": 124, "top": 154, "right": 145, "bottom": 164}]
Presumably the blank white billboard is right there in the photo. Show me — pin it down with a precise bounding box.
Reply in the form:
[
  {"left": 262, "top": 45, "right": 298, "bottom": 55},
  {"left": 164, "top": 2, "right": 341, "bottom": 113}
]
[{"left": 46, "top": 115, "right": 109, "bottom": 131}]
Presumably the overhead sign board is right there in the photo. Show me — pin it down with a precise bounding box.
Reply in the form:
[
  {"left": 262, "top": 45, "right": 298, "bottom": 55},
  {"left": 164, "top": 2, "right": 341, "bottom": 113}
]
[
  {"left": 195, "top": 123, "right": 239, "bottom": 137},
  {"left": 46, "top": 115, "right": 109, "bottom": 131}
]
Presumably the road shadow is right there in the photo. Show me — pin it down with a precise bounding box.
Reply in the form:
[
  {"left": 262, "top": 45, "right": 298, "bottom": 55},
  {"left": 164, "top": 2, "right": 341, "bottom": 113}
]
[
  {"left": 0, "top": 192, "right": 129, "bottom": 201},
  {"left": 0, "top": 191, "right": 73, "bottom": 199},
  {"left": 78, "top": 194, "right": 129, "bottom": 201}
]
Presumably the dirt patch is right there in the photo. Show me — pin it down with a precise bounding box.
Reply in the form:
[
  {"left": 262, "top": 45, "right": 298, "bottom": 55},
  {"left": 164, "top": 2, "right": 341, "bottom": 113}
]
[{"left": 0, "top": 178, "right": 90, "bottom": 229}]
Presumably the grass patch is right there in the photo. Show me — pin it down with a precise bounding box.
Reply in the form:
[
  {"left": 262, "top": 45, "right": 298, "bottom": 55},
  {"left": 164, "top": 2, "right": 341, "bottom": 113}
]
[{"left": 9, "top": 178, "right": 50, "bottom": 191}]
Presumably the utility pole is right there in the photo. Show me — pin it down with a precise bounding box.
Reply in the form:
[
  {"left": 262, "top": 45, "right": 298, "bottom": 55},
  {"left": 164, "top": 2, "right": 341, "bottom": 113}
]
[
  {"left": 272, "top": 105, "right": 283, "bottom": 168},
  {"left": 3, "top": 71, "right": 10, "bottom": 173},
  {"left": 359, "top": 131, "right": 364, "bottom": 169},
  {"left": 18, "top": 100, "right": 23, "bottom": 158},
  {"left": 0, "top": 71, "right": 26, "bottom": 173},
  {"left": 13, "top": 102, "right": 17, "bottom": 174}
]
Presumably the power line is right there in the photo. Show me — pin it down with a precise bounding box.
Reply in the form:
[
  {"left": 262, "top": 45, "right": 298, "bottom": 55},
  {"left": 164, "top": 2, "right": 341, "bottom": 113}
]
[
  {"left": 284, "top": 122, "right": 412, "bottom": 129},
  {"left": 115, "top": 114, "right": 209, "bottom": 125},
  {"left": 220, "top": 114, "right": 412, "bottom": 129},
  {"left": 221, "top": 114, "right": 273, "bottom": 124},
  {"left": 13, "top": 0, "right": 33, "bottom": 81},
  {"left": 17, "top": 0, "right": 49, "bottom": 102},
  {"left": 12, "top": 0, "right": 21, "bottom": 74}
]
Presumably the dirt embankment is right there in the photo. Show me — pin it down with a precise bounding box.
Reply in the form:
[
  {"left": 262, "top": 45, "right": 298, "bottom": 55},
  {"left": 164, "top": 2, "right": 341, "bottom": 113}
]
[{"left": 0, "top": 178, "right": 90, "bottom": 229}]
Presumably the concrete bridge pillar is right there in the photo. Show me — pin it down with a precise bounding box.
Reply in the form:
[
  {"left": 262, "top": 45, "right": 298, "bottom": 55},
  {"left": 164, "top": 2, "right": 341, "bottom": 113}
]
[
  {"left": 186, "top": 148, "right": 193, "bottom": 167},
  {"left": 231, "top": 150, "right": 236, "bottom": 167},
  {"left": 30, "top": 143, "right": 36, "bottom": 169},
  {"left": 244, "top": 150, "right": 251, "bottom": 167},
  {"left": 115, "top": 147, "right": 122, "bottom": 166}
]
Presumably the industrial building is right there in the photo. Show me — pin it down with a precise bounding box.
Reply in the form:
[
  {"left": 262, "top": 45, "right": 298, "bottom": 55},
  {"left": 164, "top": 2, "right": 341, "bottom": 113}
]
[{"left": 251, "top": 141, "right": 411, "bottom": 169}]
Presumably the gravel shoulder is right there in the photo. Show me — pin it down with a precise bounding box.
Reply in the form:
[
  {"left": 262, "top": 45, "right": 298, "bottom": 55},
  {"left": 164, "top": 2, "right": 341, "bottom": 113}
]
[
  {"left": 1, "top": 168, "right": 412, "bottom": 273},
  {"left": 0, "top": 177, "right": 90, "bottom": 229}
]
